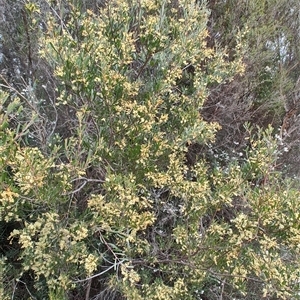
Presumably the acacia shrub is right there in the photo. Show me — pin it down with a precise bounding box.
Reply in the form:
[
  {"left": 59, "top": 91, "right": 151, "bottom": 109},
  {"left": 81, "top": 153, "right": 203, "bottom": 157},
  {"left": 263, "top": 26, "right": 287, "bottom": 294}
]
[{"left": 0, "top": 0, "right": 299, "bottom": 300}]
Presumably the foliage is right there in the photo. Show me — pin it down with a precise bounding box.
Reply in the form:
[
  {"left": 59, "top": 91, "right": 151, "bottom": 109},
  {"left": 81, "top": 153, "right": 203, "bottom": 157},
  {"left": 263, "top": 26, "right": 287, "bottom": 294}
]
[
  {"left": 204, "top": 0, "right": 300, "bottom": 177},
  {"left": 0, "top": 0, "right": 299, "bottom": 299}
]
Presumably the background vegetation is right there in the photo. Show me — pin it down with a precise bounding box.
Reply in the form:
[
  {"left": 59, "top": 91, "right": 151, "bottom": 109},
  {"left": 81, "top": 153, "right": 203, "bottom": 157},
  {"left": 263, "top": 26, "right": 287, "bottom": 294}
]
[{"left": 0, "top": 0, "right": 299, "bottom": 299}]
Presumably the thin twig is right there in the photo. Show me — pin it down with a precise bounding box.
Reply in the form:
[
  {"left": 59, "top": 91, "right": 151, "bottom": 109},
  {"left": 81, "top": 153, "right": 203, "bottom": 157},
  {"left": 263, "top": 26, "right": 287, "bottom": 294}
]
[
  {"left": 219, "top": 279, "right": 226, "bottom": 300},
  {"left": 73, "top": 260, "right": 126, "bottom": 284},
  {"left": 85, "top": 279, "right": 92, "bottom": 300},
  {"left": 63, "top": 177, "right": 105, "bottom": 195},
  {"left": 17, "top": 280, "right": 37, "bottom": 300},
  {"left": 135, "top": 52, "right": 153, "bottom": 80}
]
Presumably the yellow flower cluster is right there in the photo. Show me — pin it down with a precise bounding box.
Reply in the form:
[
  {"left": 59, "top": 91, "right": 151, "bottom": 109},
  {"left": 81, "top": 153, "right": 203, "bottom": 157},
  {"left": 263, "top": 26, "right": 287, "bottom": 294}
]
[{"left": 10, "top": 147, "right": 51, "bottom": 195}]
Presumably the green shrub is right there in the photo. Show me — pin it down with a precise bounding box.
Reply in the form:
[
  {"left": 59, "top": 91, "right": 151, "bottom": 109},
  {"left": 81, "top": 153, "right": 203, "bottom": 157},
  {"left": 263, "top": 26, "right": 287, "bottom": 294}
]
[{"left": 0, "top": 0, "right": 299, "bottom": 299}]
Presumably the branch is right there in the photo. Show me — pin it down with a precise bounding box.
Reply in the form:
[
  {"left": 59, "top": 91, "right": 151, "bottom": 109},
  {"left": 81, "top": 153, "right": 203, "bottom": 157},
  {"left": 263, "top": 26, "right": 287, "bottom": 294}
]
[
  {"left": 73, "top": 259, "right": 126, "bottom": 284},
  {"left": 63, "top": 177, "right": 105, "bottom": 196}
]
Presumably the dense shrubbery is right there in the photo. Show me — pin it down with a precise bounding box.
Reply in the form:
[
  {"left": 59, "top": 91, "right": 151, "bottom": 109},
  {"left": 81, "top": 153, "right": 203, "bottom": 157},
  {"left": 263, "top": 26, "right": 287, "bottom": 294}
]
[{"left": 0, "top": 0, "right": 299, "bottom": 299}]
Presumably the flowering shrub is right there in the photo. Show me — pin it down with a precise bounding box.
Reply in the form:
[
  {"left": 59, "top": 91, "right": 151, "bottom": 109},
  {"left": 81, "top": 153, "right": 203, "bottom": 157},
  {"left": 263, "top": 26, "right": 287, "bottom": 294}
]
[{"left": 0, "top": 0, "right": 299, "bottom": 299}]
